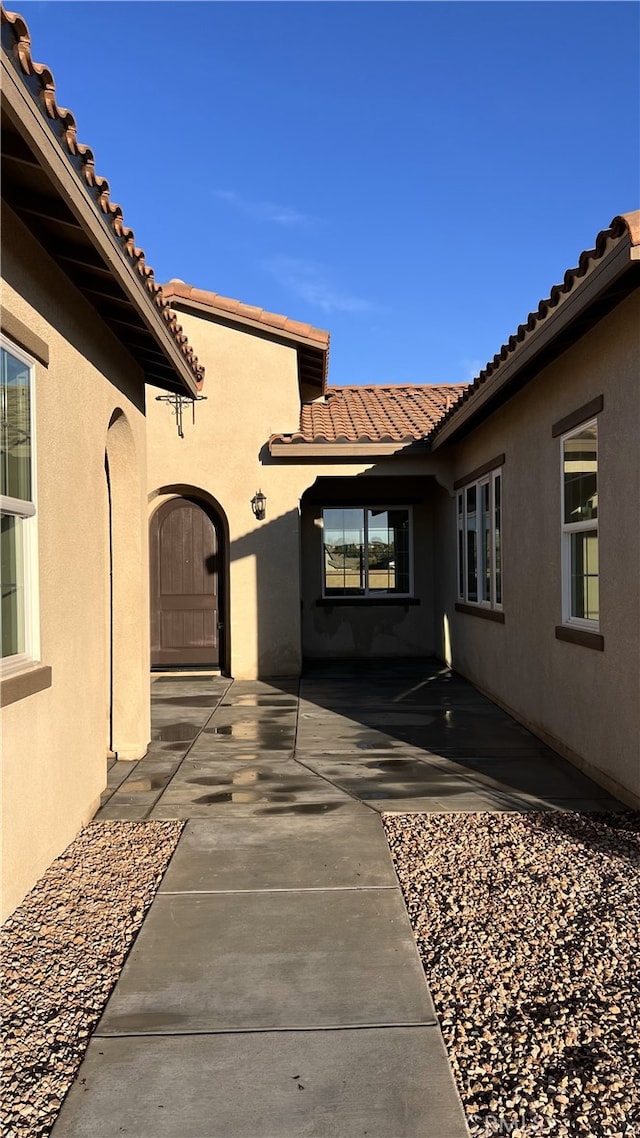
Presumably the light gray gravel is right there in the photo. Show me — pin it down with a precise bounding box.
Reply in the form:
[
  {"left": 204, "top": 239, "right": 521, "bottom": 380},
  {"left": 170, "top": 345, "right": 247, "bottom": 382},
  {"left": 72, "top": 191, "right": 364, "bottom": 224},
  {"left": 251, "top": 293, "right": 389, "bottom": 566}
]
[
  {"left": 383, "top": 811, "right": 640, "bottom": 1138},
  {"left": 1, "top": 821, "right": 183, "bottom": 1138}
]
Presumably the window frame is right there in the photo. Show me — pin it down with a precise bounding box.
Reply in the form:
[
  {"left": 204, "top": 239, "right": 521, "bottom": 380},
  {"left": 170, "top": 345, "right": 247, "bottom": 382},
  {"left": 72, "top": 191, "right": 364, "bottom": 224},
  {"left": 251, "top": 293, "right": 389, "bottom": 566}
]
[
  {"left": 1, "top": 334, "right": 40, "bottom": 676},
  {"left": 560, "top": 417, "right": 598, "bottom": 631},
  {"left": 456, "top": 468, "right": 503, "bottom": 611},
  {"left": 321, "top": 505, "right": 414, "bottom": 599}
]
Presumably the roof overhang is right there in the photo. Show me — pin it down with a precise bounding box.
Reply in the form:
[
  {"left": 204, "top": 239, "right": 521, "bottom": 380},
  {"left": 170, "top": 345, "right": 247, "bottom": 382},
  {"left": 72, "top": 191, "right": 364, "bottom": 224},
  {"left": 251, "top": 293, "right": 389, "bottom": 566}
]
[
  {"left": 1, "top": 18, "right": 200, "bottom": 396},
  {"left": 432, "top": 214, "right": 640, "bottom": 449},
  {"left": 268, "top": 438, "right": 431, "bottom": 459}
]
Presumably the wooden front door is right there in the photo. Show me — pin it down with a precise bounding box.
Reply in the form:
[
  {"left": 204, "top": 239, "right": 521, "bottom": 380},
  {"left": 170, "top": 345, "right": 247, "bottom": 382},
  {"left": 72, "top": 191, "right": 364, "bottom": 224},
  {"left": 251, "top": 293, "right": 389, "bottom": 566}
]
[{"left": 150, "top": 498, "right": 220, "bottom": 667}]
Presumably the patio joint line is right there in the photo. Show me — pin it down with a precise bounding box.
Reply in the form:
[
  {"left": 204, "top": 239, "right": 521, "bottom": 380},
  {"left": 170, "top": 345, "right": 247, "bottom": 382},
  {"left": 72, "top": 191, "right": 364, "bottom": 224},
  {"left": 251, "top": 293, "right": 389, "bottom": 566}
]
[
  {"left": 157, "top": 885, "right": 399, "bottom": 895},
  {"left": 93, "top": 1019, "right": 440, "bottom": 1039}
]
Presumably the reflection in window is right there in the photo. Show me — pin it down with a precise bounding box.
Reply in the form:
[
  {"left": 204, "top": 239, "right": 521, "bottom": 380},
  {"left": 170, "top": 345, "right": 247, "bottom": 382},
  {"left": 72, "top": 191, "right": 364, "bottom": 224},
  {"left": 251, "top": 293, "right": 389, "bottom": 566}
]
[
  {"left": 562, "top": 421, "right": 598, "bottom": 624},
  {"left": 323, "top": 507, "right": 411, "bottom": 596}
]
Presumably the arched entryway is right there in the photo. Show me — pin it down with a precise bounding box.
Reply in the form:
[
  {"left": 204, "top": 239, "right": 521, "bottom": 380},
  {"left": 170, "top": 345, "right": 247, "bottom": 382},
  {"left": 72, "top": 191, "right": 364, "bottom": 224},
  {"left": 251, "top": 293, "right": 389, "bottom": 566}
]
[{"left": 150, "top": 495, "right": 226, "bottom": 670}]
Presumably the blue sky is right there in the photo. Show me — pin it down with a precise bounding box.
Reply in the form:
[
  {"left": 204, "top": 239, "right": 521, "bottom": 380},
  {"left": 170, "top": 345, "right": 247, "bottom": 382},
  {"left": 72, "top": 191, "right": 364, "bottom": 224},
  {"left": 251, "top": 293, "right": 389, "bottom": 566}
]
[{"left": 17, "top": 2, "right": 640, "bottom": 387}]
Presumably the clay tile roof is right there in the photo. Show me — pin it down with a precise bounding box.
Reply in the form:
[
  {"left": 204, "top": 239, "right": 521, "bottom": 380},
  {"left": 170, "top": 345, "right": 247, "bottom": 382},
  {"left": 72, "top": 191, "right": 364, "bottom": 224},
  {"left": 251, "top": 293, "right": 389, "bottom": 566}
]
[
  {"left": 269, "top": 384, "right": 469, "bottom": 447},
  {"left": 1, "top": 8, "right": 204, "bottom": 389},
  {"left": 161, "top": 281, "right": 330, "bottom": 347},
  {"left": 433, "top": 211, "right": 640, "bottom": 439}
]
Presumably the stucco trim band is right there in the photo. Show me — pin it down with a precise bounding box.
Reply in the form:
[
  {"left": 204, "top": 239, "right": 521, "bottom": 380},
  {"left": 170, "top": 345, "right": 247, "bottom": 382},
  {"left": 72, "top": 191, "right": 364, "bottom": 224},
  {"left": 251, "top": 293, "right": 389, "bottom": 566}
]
[
  {"left": 453, "top": 453, "right": 506, "bottom": 490},
  {"left": 1, "top": 307, "right": 49, "bottom": 365},
  {"left": 0, "top": 663, "right": 52, "bottom": 706},
  {"left": 555, "top": 626, "right": 604, "bottom": 651},
  {"left": 551, "top": 395, "right": 604, "bottom": 438},
  {"left": 455, "top": 603, "right": 505, "bottom": 624}
]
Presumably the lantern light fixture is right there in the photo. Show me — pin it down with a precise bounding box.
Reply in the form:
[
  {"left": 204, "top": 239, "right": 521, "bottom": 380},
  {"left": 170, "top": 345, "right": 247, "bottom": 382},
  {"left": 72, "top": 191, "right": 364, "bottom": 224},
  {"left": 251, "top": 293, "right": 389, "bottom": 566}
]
[{"left": 251, "top": 489, "right": 267, "bottom": 520}]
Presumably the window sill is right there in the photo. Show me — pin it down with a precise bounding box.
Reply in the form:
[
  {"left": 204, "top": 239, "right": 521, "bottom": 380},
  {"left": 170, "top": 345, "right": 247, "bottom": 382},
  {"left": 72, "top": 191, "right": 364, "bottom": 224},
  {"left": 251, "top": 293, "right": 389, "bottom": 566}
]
[
  {"left": 0, "top": 663, "right": 52, "bottom": 707},
  {"left": 316, "top": 597, "right": 420, "bottom": 607},
  {"left": 455, "top": 602, "right": 505, "bottom": 624},
  {"left": 555, "top": 625, "right": 604, "bottom": 651}
]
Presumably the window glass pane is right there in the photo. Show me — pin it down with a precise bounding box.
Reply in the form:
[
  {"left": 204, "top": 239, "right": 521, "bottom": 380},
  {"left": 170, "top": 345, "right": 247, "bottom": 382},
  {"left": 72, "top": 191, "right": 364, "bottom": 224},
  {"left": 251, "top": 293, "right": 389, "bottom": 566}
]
[
  {"left": 457, "top": 493, "right": 464, "bottom": 598},
  {"left": 367, "top": 509, "right": 409, "bottom": 594},
  {"left": 1, "top": 347, "right": 32, "bottom": 502},
  {"left": 570, "top": 530, "right": 599, "bottom": 620},
  {"left": 465, "top": 486, "right": 478, "bottom": 601},
  {"left": 1, "top": 513, "right": 25, "bottom": 657},
  {"left": 480, "top": 482, "right": 490, "bottom": 603},
  {"left": 323, "top": 508, "right": 364, "bottom": 594},
  {"left": 494, "top": 474, "right": 502, "bottom": 605},
  {"left": 563, "top": 424, "right": 597, "bottom": 524}
]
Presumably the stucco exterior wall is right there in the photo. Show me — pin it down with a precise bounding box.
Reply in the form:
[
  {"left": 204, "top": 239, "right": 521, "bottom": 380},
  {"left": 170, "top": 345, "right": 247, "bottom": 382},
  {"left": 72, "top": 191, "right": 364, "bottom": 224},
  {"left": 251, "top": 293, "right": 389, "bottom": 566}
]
[
  {"left": 1, "top": 205, "right": 150, "bottom": 919},
  {"left": 435, "top": 292, "right": 640, "bottom": 805},
  {"left": 146, "top": 307, "right": 453, "bottom": 678}
]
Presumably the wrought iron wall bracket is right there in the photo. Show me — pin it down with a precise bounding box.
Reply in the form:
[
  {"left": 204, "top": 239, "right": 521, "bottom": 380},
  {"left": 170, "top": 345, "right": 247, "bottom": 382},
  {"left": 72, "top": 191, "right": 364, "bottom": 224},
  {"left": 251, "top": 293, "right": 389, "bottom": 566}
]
[{"left": 155, "top": 393, "right": 207, "bottom": 438}]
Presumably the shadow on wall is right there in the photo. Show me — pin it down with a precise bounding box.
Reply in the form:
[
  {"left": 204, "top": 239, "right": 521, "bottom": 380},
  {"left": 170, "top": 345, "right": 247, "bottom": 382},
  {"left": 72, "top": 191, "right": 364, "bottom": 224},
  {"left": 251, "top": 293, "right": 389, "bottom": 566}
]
[{"left": 229, "top": 508, "right": 302, "bottom": 677}]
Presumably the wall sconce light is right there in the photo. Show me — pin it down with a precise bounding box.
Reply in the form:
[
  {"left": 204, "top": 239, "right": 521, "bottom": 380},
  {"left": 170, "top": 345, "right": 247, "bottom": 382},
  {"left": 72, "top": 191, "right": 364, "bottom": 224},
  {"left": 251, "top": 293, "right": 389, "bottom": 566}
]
[{"left": 251, "top": 489, "right": 267, "bottom": 520}]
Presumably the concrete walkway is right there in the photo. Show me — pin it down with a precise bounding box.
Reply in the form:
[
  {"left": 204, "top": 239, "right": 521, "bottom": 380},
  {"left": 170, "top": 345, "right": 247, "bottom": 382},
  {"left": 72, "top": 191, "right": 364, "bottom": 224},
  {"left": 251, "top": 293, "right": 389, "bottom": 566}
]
[{"left": 53, "top": 660, "right": 621, "bottom": 1137}]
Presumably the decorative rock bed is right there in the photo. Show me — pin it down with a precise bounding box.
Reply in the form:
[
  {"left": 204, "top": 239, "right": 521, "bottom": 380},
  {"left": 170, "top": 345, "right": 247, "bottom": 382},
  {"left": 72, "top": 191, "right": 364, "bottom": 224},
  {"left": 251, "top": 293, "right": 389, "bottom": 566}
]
[
  {"left": 3, "top": 811, "right": 638, "bottom": 1137},
  {"left": 1, "top": 821, "right": 183, "bottom": 1138},
  {"left": 384, "top": 811, "right": 640, "bottom": 1138}
]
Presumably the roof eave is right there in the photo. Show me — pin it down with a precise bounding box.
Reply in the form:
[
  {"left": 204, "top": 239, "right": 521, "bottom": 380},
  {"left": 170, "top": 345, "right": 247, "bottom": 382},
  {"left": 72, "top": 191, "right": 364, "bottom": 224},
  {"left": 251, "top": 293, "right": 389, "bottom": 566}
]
[
  {"left": 1, "top": 39, "right": 199, "bottom": 397},
  {"left": 268, "top": 439, "right": 431, "bottom": 459},
  {"left": 432, "top": 223, "right": 638, "bottom": 450}
]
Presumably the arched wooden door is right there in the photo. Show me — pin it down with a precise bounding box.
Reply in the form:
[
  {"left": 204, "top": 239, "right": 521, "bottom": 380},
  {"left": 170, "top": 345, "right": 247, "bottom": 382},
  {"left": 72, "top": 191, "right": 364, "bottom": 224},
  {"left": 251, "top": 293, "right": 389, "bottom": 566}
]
[{"left": 150, "top": 498, "right": 220, "bottom": 668}]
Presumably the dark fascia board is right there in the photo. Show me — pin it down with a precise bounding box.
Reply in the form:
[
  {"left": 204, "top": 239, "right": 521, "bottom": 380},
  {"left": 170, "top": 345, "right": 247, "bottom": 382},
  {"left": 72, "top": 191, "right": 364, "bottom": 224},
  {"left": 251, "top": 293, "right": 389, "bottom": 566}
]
[
  {"left": 268, "top": 439, "right": 431, "bottom": 459},
  {"left": 1, "top": 55, "right": 198, "bottom": 397},
  {"left": 432, "top": 235, "right": 635, "bottom": 450}
]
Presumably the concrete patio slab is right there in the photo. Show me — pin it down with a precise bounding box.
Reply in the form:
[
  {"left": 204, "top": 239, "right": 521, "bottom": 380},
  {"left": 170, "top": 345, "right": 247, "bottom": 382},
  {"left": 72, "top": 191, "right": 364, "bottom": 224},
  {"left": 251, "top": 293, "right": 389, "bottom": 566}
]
[
  {"left": 157, "top": 763, "right": 352, "bottom": 809},
  {"left": 96, "top": 889, "right": 437, "bottom": 1034},
  {"left": 299, "top": 755, "right": 479, "bottom": 800},
  {"left": 439, "top": 756, "right": 612, "bottom": 798},
  {"left": 159, "top": 814, "right": 398, "bottom": 893},
  {"left": 183, "top": 746, "right": 299, "bottom": 763},
  {"left": 51, "top": 1027, "right": 469, "bottom": 1138},
  {"left": 150, "top": 799, "right": 367, "bottom": 819}
]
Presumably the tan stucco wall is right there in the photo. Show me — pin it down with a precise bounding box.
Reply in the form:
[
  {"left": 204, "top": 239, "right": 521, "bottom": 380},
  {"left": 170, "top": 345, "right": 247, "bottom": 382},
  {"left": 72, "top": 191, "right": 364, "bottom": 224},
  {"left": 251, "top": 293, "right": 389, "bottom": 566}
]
[
  {"left": 435, "top": 292, "right": 640, "bottom": 805},
  {"left": 1, "top": 205, "right": 150, "bottom": 920},
  {"left": 146, "top": 307, "right": 453, "bottom": 678}
]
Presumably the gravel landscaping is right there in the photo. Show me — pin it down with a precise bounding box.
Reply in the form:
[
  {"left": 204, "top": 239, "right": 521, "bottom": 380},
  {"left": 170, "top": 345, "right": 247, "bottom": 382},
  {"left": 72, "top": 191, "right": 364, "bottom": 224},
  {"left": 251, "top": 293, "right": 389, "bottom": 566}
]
[
  {"left": 1, "top": 821, "right": 183, "bottom": 1138},
  {"left": 384, "top": 811, "right": 640, "bottom": 1138}
]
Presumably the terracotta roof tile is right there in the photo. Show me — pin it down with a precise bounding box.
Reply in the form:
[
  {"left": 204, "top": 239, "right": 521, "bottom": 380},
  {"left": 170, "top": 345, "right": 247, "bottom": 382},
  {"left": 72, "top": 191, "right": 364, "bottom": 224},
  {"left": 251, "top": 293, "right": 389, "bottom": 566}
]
[
  {"left": 162, "top": 281, "right": 330, "bottom": 347},
  {"left": 1, "top": 8, "right": 204, "bottom": 388},
  {"left": 433, "top": 212, "right": 640, "bottom": 438},
  {"left": 269, "top": 384, "right": 468, "bottom": 446}
]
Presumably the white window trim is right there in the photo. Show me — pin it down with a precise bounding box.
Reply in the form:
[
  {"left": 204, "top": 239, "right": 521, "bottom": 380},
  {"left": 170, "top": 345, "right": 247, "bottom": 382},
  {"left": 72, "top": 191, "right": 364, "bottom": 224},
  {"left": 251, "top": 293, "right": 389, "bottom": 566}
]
[
  {"left": 560, "top": 418, "right": 598, "bottom": 631},
  {"left": 321, "top": 505, "right": 414, "bottom": 598},
  {"left": 1, "top": 334, "right": 40, "bottom": 676},
  {"left": 456, "top": 469, "right": 503, "bottom": 610}
]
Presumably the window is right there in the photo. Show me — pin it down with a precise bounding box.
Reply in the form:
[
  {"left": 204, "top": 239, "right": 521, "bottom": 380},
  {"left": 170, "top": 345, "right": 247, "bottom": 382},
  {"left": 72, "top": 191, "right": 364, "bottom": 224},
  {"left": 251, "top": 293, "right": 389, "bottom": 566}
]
[
  {"left": 1, "top": 337, "right": 39, "bottom": 671},
  {"left": 322, "top": 507, "right": 411, "bottom": 597},
  {"left": 561, "top": 419, "right": 598, "bottom": 627},
  {"left": 456, "top": 468, "right": 502, "bottom": 608}
]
